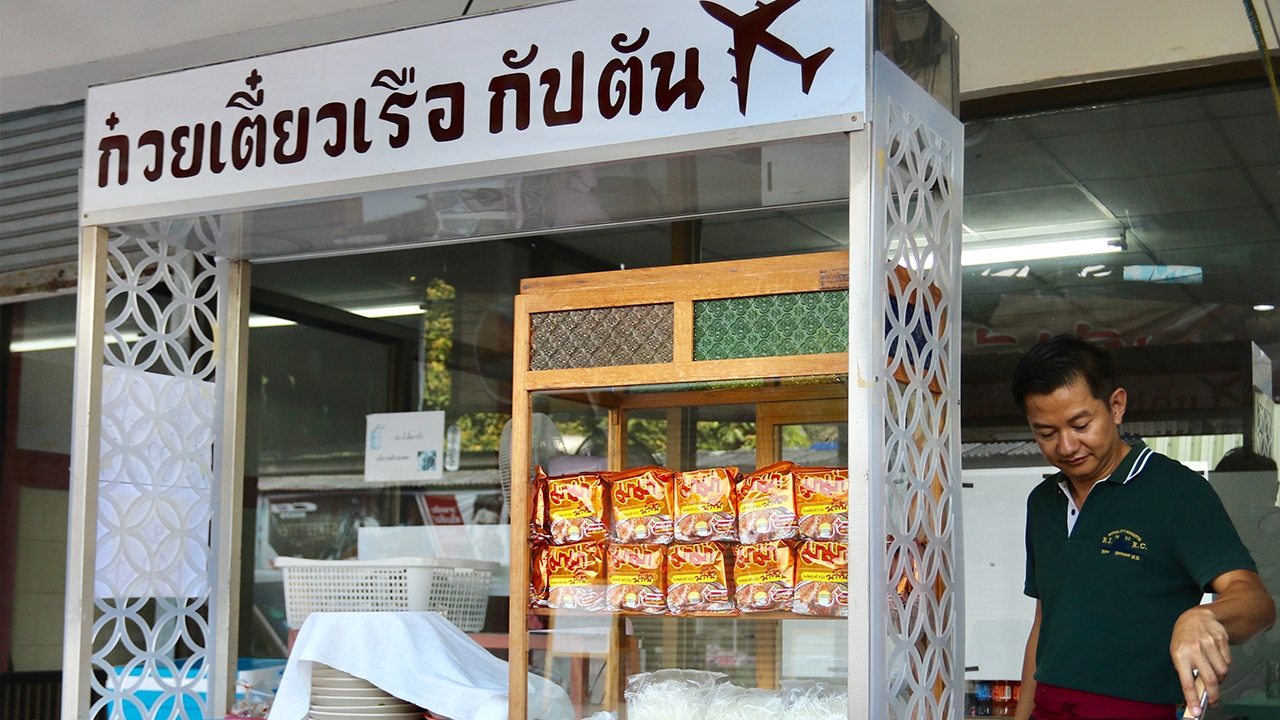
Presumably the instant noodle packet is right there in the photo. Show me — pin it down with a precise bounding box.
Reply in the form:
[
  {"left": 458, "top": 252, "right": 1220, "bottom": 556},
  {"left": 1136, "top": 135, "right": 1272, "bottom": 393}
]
[
  {"left": 733, "top": 540, "right": 796, "bottom": 613},
  {"left": 606, "top": 544, "right": 667, "bottom": 614},
  {"left": 547, "top": 472, "right": 608, "bottom": 545},
  {"left": 794, "top": 467, "right": 849, "bottom": 543},
  {"left": 530, "top": 468, "right": 551, "bottom": 542},
  {"left": 674, "top": 467, "right": 739, "bottom": 543},
  {"left": 542, "top": 542, "right": 607, "bottom": 611},
  {"left": 610, "top": 466, "right": 675, "bottom": 545},
  {"left": 737, "top": 461, "right": 797, "bottom": 544},
  {"left": 792, "top": 541, "right": 848, "bottom": 617},
  {"left": 666, "top": 542, "right": 735, "bottom": 615},
  {"left": 529, "top": 540, "right": 550, "bottom": 608}
]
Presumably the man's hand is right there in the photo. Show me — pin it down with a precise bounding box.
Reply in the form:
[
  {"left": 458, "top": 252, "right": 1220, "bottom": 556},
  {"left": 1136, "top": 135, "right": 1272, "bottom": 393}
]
[
  {"left": 1171, "top": 569, "right": 1276, "bottom": 718},
  {"left": 1170, "top": 606, "right": 1229, "bottom": 718}
]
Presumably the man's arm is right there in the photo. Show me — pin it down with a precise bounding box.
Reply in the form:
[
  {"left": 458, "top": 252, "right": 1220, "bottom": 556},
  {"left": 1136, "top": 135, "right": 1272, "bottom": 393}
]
[
  {"left": 1012, "top": 601, "right": 1042, "bottom": 720},
  {"left": 1171, "top": 569, "right": 1276, "bottom": 717}
]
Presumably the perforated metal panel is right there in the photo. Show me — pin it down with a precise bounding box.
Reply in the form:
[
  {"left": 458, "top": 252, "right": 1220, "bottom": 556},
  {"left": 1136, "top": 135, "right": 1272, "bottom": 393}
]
[
  {"left": 0, "top": 102, "right": 83, "bottom": 272},
  {"left": 529, "top": 304, "right": 673, "bottom": 370}
]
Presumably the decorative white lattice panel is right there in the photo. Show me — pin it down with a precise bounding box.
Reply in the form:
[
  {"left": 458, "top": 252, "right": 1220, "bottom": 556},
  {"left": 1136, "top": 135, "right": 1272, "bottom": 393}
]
[
  {"left": 90, "top": 219, "right": 227, "bottom": 720},
  {"left": 871, "top": 53, "right": 965, "bottom": 720}
]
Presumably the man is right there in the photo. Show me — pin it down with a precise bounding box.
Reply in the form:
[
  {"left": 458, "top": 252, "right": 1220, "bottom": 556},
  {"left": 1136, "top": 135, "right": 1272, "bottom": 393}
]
[{"left": 1010, "top": 336, "right": 1275, "bottom": 720}]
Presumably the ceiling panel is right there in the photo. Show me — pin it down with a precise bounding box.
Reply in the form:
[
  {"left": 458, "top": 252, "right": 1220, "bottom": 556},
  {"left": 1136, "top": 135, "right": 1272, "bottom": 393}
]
[
  {"left": 1019, "top": 97, "right": 1207, "bottom": 139},
  {"left": 1084, "top": 168, "right": 1257, "bottom": 216},
  {"left": 964, "top": 140, "right": 1074, "bottom": 194},
  {"left": 1204, "top": 86, "right": 1277, "bottom": 118},
  {"left": 1218, "top": 114, "right": 1280, "bottom": 166},
  {"left": 1041, "top": 122, "right": 1235, "bottom": 181},
  {"left": 964, "top": 185, "right": 1108, "bottom": 231},
  {"left": 1128, "top": 206, "right": 1280, "bottom": 252}
]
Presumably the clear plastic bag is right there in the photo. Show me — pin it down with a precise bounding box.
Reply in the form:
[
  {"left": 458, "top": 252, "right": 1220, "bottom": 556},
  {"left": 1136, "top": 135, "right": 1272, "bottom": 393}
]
[
  {"left": 704, "top": 684, "right": 785, "bottom": 720},
  {"left": 625, "top": 669, "right": 727, "bottom": 720},
  {"left": 781, "top": 680, "right": 849, "bottom": 720}
]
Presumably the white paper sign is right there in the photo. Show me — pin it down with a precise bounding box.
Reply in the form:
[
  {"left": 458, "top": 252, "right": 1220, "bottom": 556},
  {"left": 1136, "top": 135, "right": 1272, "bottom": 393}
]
[
  {"left": 82, "top": 0, "right": 866, "bottom": 216},
  {"left": 364, "top": 411, "right": 446, "bottom": 482}
]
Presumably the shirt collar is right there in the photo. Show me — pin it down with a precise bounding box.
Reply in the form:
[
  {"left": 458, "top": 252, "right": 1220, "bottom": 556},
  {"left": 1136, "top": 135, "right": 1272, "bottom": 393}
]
[
  {"left": 1054, "top": 440, "right": 1152, "bottom": 493},
  {"left": 1105, "top": 440, "right": 1151, "bottom": 485}
]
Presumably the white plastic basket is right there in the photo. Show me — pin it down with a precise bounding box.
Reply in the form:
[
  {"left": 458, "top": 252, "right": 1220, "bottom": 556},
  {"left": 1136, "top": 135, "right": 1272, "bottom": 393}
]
[{"left": 274, "top": 556, "right": 496, "bottom": 632}]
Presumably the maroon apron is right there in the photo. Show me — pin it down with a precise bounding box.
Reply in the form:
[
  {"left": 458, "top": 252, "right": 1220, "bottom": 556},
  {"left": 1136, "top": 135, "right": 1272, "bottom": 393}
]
[{"left": 1032, "top": 682, "right": 1179, "bottom": 720}]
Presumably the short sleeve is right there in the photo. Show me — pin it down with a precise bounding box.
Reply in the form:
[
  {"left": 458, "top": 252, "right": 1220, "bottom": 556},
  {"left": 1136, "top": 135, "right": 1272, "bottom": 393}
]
[
  {"left": 1172, "top": 476, "right": 1257, "bottom": 592},
  {"left": 1024, "top": 494, "right": 1039, "bottom": 598}
]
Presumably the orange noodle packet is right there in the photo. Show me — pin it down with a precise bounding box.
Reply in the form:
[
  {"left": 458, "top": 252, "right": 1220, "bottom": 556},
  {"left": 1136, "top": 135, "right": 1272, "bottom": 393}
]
[
  {"left": 606, "top": 544, "right": 667, "bottom": 614},
  {"left": 610, "top": 466, "right": 675, "bottom": 545},
  {"left": 733, "top": 540, "right": 796, "bottom": 613},
  {"left": 792, "top": 541, "right": 848, "bottom": 617},
  {"left": 530, "top": 468, "right": 551, "bottom": 542},
  {"left": 529, "top": 540, "right": 550, "bottom": 608},
  {"left": 666, "top": 542, "right": 735, "bottom": 616},
  {"left": 794, "top": 467, "right": 849, "bottom": 543},
  {"left": 542, "top": 542, "right": 607, "bottom": 611},
  {"left": 736, "top": 461, "right": 797, "bottom": 544},
  {"left": 674, "top": 467, "right": 739, "bottom": 543},
  {"left": 546, "top": 471, "right": 608, "bottom": 545}
]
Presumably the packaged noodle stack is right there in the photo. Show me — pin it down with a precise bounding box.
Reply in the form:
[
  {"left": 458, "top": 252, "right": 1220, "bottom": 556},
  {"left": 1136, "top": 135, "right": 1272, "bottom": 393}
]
[{"left": 529, "top": 462, "right": 849, "bottom": 616}]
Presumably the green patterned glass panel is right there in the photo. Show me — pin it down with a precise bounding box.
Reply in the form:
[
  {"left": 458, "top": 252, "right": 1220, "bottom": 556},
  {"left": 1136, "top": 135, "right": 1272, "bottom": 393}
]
[{"left": 694, "top": 291, "right": 849, "bottom": 360}]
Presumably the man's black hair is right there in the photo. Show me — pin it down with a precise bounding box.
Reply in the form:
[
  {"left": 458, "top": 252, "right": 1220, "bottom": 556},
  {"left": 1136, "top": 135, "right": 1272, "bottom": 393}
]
[{"left": 1011, "top": 335, "right": 1117, "bottom": 412}]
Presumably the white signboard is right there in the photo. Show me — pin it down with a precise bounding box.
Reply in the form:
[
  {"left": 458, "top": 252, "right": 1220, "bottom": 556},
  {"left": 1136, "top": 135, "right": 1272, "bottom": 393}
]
[
  {"left": 82, "top": 0, "right": 866, "bottom": 218},
  {"left": 364, "top": 411, "right": 446, "bottom": 482}
]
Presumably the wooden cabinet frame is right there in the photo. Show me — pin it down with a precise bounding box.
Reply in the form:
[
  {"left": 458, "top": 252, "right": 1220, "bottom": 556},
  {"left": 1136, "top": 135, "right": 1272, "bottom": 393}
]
[{"left": 508, "top": 251, "right": 851, "bottom": 717}]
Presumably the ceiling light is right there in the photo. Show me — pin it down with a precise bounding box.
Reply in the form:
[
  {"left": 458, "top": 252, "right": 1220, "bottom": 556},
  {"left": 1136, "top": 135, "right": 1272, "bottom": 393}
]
[
  {"left": 962, "top": 236, "right": 1123, "bottom": 266},
  {"left": 9, "top": 331, "right": 141, "bottom": 353},
  {"left": 249, "top": 314, "right": 296, "bottom": 328},
  {"left": 346, "top": 304, "right": 424, "bottom": 318},
  {"left": 1255, "top": 304, "right": 1277, "bottom": 312}
]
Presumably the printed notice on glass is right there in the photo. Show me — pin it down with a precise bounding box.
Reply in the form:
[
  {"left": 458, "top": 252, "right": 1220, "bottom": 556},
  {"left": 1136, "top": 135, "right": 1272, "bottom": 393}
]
[{"left": 365, "top": 411, "right": 446, "bottom": 482}]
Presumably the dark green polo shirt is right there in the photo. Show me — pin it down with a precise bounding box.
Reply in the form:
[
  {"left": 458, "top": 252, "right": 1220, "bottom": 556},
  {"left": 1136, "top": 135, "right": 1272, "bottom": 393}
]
[{"left": 1024, "top": 440, "right": 1257, "bottom": 704}]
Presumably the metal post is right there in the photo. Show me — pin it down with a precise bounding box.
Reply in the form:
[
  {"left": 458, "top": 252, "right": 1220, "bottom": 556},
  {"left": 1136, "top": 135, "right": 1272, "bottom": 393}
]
[
  {"left": 846, "top": 129, "right": 876, "bottom": 720},
  {"left": 211, "top": 258, "right": 252, "bottom": 717},
  {"left": 61, "top": 225, "right": 109, "bottom": 720}
]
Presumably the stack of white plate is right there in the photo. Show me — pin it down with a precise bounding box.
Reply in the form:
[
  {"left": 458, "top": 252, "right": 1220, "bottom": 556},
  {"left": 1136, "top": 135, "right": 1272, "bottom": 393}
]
[{"left": 309, "top": 665, "right": 426, "bottom": 720}]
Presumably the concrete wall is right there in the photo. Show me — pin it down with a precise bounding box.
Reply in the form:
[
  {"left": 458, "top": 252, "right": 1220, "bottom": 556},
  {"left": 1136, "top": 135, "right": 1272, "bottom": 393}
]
[
  {"left": 930, "top": 0, "right": 1269, "bottom": 97},
  {"left": 0, "top": 0, "right": 1272, "bottom": 113}
]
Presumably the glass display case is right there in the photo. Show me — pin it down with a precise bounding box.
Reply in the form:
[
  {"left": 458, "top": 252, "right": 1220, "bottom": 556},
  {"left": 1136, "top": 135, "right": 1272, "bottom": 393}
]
[{"left": 507, "top": 251, "right": 853, "bottom": 717}]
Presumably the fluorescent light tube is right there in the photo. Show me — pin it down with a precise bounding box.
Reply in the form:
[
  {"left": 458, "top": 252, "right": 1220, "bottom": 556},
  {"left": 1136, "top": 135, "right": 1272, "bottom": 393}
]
[
  {"left": 9, "top": 331, "right": 141, "bottom": 353},
  {"left": 962, "top": 236, "right": 1123, "bottom": 267},
  {"left": 249, "top": 314, "right": 297, "bottom": 328},
  {"left": 346, "top": 304, "right": 424, "bottom": 318}
]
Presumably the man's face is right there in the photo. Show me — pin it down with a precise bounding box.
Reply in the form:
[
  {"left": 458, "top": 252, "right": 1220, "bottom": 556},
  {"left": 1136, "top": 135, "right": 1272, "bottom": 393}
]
[{"left": 1025, "top": 378, "right": 1128, "bottom": 484}]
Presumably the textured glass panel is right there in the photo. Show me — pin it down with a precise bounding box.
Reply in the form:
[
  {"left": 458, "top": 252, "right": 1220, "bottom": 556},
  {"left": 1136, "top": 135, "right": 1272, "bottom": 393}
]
[
  {"left": 92, "top": 218, "right": 226, "bottom": 720},
  {"left": 874, "top": 55, "right": 964, "bottom": 720},
  {"left": 693, "top": 291, "right": 849, "bottom": 360},
  {"left": 529, "top": 304, "right": 673, "bottom": 370}
]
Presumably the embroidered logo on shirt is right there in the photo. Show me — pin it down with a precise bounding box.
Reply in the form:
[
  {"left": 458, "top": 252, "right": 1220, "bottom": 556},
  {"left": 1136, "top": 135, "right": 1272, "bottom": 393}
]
[{"left": 1100, "top": 529, "right": 1147, "bottom": 560}]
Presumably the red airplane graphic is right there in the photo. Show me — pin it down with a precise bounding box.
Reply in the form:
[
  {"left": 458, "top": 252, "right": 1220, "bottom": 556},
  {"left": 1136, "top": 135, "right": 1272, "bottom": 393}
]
[{"left": 700, "top": 0, "right": 836, "bottom": 115}]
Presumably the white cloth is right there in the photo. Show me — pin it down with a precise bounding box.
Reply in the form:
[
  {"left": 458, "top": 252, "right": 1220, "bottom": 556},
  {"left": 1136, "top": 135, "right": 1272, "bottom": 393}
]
[{"left": 268, "top": 612, "right": 572, "bottom": 720}]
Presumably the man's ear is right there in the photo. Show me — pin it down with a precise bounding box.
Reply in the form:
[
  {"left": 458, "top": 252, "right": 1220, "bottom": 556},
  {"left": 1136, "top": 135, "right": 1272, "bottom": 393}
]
[{"left": 1109, "top": 387, "right": 1127, "bottom": 426}]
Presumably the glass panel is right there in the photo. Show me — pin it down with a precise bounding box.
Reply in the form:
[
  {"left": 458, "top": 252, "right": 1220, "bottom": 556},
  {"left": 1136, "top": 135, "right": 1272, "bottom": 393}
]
[
  {"left": 113, "top": 135, "right": 849, "bottom": 263},
  {"left": 529, "top": 377, "right": 849, "bottom": 719},
  {"left": 960, "top": 83, "right": 1280, "bottom": 709}
]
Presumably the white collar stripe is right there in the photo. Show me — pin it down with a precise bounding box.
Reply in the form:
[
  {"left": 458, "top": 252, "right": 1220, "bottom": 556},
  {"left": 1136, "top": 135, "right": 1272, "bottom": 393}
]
[{"left": 1124, "top": 447, "right": 1153, "bottom": 484}]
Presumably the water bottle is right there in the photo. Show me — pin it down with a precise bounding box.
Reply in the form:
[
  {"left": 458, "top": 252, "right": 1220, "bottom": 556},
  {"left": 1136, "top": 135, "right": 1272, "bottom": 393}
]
[
  {"left": 976, "top": 681, "right": 992, "bottom": 717},
  {"left": 445, "top": 423, "right": 461, "bottom": 471}
]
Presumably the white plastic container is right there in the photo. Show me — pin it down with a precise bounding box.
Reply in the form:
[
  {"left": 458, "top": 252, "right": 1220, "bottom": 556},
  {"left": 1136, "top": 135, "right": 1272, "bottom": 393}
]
[{"left": 274, "top": 556, "right": 496, "bottom": 632}]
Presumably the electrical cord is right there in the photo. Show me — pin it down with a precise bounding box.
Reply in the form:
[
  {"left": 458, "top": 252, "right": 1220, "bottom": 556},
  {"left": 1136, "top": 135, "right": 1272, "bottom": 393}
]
[{"left": 1242, "top": 0, "right": 1280, "bottom": 124}]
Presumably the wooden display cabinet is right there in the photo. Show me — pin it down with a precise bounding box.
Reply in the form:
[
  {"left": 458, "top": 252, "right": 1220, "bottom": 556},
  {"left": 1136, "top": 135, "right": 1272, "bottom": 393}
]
[{"left": 508, "top": 251, "right": 852, "bottom": 718}]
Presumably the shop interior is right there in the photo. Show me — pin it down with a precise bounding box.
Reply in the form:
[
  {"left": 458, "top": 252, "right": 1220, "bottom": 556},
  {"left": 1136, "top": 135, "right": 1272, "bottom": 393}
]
[{"left": 4, "top": 81, "right": 1280, "bottom": 718}]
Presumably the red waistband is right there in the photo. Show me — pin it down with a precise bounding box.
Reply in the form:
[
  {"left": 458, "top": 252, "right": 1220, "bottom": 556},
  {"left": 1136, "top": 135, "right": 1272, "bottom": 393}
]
[{"left": 1032, "top": 682, "right": 1177, "bottom": 720}]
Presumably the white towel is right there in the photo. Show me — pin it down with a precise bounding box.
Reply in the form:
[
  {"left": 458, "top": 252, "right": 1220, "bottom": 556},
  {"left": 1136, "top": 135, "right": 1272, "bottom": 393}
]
[{"left": 267, "top": 612, "right": 572, "bottom": 720}]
